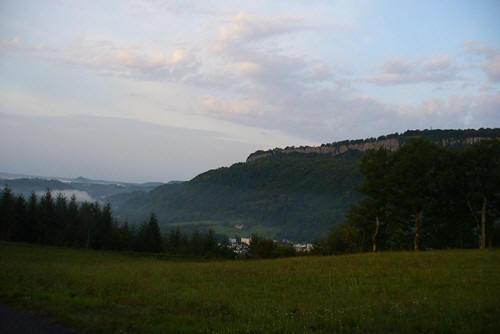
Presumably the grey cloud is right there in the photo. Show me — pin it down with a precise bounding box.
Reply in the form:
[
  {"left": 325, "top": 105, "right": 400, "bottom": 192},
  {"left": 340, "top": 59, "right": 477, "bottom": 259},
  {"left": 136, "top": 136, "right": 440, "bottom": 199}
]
[
  {"left": 217, "top": 13, "right": 315, "bottom": 47},
  {"left": 184, "top": 42, "right": 340, "bottom": 100},
  {"left": 62, "top": 39, "right": 201, "bottom": 82},
  {"left": 485, "top": 58, "right": 500, "bottom": 82},
  {"left": 464, "top": 41, "right": 497, "bottom": 57},
  {"left": 226, "top": 49, "right": 336, "bottom": 88},
  {"left": 200, "top": 91, "right": 396, "bottom": 142},
  {"left": 206, "top": 91, "right": 500, "bottom": 143},
  {"left": 464, "top": 41, "right": 500, "bottom": 83},
  {"left": 127, "top": 0, "right": 216, "bottom": 16},
  {"left": 87, "top": 36, "right": 499, "bottom": 144},
  {"left": 368, "top": 56, "right": 459, "bottom": 85},
  {"left": 0, "top": 112, "right": 259, "bottom": 182},
  {"left": 0, "top": 37, "right": 201, "bottom": 83},
  {"left": 382, "top": 59, "right": 413, "bottom": 74},
  {"left": 199, "top": 57, "right": 500, "bottom": 143},
  {"left": 0, "top": 37, "right": 55, "bottom": 54}
]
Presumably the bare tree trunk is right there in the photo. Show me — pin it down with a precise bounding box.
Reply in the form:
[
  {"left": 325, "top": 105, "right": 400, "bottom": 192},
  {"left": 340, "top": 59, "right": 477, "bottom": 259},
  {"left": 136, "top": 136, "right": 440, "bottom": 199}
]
[
  {"left": 414, "top": 211, "right": 422, "bottom": 251},
  {"left": 480, "top": 197, "right": 487, "bottom": 250},
  {"left": 372, "top": 216, "right": 380, "bottom": 252},
  {"left": 86, "top": 229, "right": 91, "bottom": 249},
  {"left": 466, "top": 199, "right": 481, "bottom": 248}
]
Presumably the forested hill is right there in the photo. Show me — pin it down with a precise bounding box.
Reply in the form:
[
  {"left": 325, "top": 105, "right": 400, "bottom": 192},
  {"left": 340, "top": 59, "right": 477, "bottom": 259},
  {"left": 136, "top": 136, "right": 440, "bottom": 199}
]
[
  {"left": 110, "top": 151, "right": 363, "bottom": 241},
  {"left": 110, "top": 128, "right": 500, "bottom": 242}
]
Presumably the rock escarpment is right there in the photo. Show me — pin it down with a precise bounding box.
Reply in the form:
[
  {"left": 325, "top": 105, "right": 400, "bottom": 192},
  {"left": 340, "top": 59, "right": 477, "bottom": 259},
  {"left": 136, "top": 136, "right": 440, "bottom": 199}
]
[
  {"left": 247, "top": 129, "right": 500, "bottom": 162},
  {"left": 247, "top": 138, "right": 400, "bottom": 162}
]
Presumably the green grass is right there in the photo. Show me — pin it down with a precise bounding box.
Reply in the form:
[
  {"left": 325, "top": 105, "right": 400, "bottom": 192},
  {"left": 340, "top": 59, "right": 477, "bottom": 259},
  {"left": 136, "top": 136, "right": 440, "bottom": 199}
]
[
  {"left": 170, "top": 219, "right": 279, "bottom": 238},
  {"left": 170, "top": 220, "right": 222, "bottom": 226},
  {"left": 1, "top": 242, "right": 499, "bottom": 333}
]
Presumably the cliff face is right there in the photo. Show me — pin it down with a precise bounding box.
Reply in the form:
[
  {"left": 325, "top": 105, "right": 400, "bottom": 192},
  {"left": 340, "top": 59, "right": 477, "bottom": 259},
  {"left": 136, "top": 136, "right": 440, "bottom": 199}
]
[
  {"left": 438, "top": 136, "right": 494, "bottom": 146},
  {"left": 247, "top": 130, "right": 500, "bottom": 162},
  {"left": 247, "top": 138, "right": 401, "bottom": 162}
]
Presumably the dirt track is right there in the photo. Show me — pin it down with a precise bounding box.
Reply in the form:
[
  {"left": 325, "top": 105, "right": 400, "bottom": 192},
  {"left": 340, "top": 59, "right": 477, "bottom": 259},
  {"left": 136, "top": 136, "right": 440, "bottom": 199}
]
[{"left": 0, "top": 304, "right": 77, "bottom": 334}]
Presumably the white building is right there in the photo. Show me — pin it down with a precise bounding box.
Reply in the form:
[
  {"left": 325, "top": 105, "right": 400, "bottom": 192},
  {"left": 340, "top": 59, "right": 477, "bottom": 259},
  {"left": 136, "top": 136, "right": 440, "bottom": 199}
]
[
  {"left": 240, "top": 237, "right": 251, "bottom": 246},
  {"left": 293, "top": 243, "right": 314, "bottom": 253}
]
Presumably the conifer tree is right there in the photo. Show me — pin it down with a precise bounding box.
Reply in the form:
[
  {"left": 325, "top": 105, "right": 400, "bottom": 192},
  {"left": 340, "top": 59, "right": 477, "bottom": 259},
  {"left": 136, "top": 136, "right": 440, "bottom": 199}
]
[
  {"left": 147, "top": 213, "right": 163, "bottom": 253},
  {"left": 0, "top": 187, "right": 15, "bottom": 240}
]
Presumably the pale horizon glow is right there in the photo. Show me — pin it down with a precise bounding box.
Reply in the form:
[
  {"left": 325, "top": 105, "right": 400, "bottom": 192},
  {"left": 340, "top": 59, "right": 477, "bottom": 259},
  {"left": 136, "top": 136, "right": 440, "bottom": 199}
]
[{"left": 1, "top": 0, "right": 499, "bottom": 182}]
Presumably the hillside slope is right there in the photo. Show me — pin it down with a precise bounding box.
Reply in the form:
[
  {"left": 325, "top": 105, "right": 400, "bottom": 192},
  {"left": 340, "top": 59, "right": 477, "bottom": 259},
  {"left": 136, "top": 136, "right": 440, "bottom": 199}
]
[
  {"left": 111, "top": 151, "right": 362, "bottom": 241},
  {"left": 110, "top": 128, "right": 500, "bottom": 241}
]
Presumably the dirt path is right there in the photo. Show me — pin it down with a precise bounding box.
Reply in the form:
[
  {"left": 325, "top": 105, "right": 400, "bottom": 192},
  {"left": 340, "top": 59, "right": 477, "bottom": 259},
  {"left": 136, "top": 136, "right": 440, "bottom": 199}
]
[{"left": 0, "top": 304, "right": 77, "bottom": 334}]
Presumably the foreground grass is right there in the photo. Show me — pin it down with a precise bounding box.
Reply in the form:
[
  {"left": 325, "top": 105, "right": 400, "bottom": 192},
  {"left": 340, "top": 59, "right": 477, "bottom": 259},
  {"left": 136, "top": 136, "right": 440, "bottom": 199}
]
[{"left": 1, "top": 242, "right": 499, "bottom": 333}]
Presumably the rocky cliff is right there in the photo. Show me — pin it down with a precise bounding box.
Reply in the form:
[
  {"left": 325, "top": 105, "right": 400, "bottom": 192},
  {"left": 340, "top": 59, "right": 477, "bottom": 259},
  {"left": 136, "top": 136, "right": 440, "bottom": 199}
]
[
  {"left": 247, "top": 129, "right": 500, "bottom": 162},
  {"left": 247, "top": 138, "right": 401, "bottom": 162}
]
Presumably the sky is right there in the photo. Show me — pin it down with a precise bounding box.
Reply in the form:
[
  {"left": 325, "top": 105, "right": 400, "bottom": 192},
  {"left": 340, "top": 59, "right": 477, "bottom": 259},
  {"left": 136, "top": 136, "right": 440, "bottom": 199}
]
[{"left": 1, "top": 0, "right": 499, "bottom": 182}]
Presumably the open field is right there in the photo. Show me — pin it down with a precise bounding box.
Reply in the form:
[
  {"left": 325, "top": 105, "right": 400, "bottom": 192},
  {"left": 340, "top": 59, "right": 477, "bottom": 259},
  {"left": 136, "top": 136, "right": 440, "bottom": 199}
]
[
  {"left": 171, "top": 219, "right": 279, "bottom": 239},
  {"left": 0, "top": 242, "right": 499, "bottom": 333}
]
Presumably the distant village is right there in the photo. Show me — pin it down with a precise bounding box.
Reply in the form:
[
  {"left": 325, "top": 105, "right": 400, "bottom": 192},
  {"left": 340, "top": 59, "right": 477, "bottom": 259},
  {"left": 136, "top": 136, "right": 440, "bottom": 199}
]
[{"left": 226, "top": 237, "right": 313, "bottom": 257}]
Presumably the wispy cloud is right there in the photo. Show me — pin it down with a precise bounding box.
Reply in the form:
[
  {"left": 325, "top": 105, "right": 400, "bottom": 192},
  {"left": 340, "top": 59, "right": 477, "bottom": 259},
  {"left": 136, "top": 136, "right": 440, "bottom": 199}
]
[
  {"left": 1, "top": 3, "right": 498, "bottom": 152},
  {"left": 1, "top": 37, "right": 200, "bottom": 83},
  {"left": 0, "top": 37, "right": 54, "bottom": 53},
  {"left": 127, "top": 0, "right": 215, "bottom": 16},
  {"left": 217, "top": 13, "right": 314, "bottom": 47},
  {"left": 464, "top": 41, "right": 500, "bottom": 83},
  {"left": 63, "top": 39, "right": 200, "bottom": 82},
  {"left": 0, "top": 112, "right": 260, "bottom": 182},
  {"left": 200, "top": 88, "right": 500, "bottom": 142},
  {"left": 367, "top": 55, "right": 460, "bottom": 85},
  {"left": 1, "top": 0, "right": 499, "bottom": 181}
]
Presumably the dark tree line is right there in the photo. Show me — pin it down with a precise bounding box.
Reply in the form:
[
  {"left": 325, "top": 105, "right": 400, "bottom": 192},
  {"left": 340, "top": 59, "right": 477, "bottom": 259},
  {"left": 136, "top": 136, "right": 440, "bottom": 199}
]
[
  {"left": 316, "top": 139, "right": 500, "bottom": 254},
  {"left": 0, "top": 189, "right": 229, "bottom": 257},
  {"left": 249, "top": 233, "right": 296, "bottom": 258},
  {"left": 162, "top": 227, "right": 232, "bottom": 257}
]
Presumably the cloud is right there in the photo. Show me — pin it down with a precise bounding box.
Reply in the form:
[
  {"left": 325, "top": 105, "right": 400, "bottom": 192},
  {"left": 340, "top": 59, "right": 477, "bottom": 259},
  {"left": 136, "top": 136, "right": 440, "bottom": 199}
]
[
  {"left": 227, "top": 50, "right": 335, "bottom": 87},
  {"left": 127, "top": 0, "right": 215, "bottom": 16},
  {"left": 199, "top": 68, "right": 500, "bottom": 142},
  {"left": 464, "top": 41, "right": 500, "bottom": 83},
  {"left": 398, "top": 92, "right": 500, "bottom": 122},
  {"left": 0, "top": 37, "right": 53, "bottom": 54},
  {"left": 485, "top": 57, "right": 500, "bottom": 82},
  {"left": 63, "top": 39, "right": 200, "bottom": 82},
  {"left": 217, "top": 13, "right": 313, "bottom": 47},
  {"left": 202, "top": 96, "right": 264, "bottom": 116},
  {"left": 0, "top": 112, "right": 262, "bottom": 182},
  {"left": 183, "top": 35, "right": 339, "bottom": 102},
  {"left": 0, "top": 37, "right": 200, "bottom": 83},
  {"left": 193, "top": 44, "right": 356, "bottom": 142},
  {"left": 368, "top": 55, "right": 459, "bottom": 85},
  {"left": 2, "top": 18, "right": 497, "bottom": 150}
]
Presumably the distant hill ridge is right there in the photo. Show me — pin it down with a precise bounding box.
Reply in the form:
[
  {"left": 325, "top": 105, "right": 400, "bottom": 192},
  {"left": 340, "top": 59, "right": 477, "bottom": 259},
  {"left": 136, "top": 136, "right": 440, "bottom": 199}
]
[
  {"left": 0, "top": 175, "right": 164, "bottom": 202},
  {"left": 108, "top": 128, "right": 500, "bottom": 241},
  {"left": 247, "top": 128, "right": 500, "bottom": 162}
]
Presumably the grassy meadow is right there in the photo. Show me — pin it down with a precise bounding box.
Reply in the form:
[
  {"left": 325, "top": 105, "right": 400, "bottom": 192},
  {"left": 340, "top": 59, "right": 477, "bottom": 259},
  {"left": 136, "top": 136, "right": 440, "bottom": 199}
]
[
  {"left": 171, "top": 219, "right": 280, "bottom": 239},
  {"left": 0, "top": 242, "right": 499, "bottom": 333}
]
